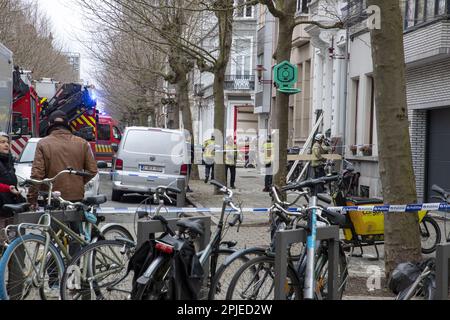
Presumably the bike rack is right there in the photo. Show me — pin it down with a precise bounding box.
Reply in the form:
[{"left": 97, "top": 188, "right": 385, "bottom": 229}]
[
  {"left": 14, "top": 209, "right": 82, "bottom": 224},
  {"left": 435, "top": 243, "right": 450, "bottom": 300},
  {"left": 274, "top": 225, "right": 340, "bottom": 300},
  {"left": 137, "top": 215, "right": 211, "bottom": 250}
]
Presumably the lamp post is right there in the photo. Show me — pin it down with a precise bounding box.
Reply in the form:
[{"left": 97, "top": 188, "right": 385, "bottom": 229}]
[{"left": 255, "top": 64, "right": 273, "bottom": 84}]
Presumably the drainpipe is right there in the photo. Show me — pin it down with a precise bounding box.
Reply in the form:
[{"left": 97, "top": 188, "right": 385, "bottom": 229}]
[{"left": 342, "top": 27, "right": 350, "bottom": 159}]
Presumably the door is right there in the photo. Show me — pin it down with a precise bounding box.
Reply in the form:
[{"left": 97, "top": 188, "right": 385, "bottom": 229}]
[{"left": 427, "top": 107, "right": 450, "bottom": 201}]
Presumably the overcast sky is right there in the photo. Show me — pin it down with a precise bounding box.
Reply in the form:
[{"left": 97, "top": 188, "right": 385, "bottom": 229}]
[{"left": 34, "top": 0, "right": 96, "bottom": 84}]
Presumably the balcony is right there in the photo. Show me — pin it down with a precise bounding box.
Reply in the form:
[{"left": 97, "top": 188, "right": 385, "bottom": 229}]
[{"left": 224, "top": 75, "right": 255, "bottom": 91}]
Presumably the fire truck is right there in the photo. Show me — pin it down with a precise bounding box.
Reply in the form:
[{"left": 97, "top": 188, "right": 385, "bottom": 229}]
[
  {"left": 10, "top": 65, "right": 98, "bottom": 157},
  {"left": 96, "top": 114, "right": 122, "bottom": 162},
  {"left": 2, "top": 42, "right": 121, "bottom": 162}
]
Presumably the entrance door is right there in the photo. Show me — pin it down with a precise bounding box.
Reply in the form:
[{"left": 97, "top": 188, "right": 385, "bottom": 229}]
[{"left": 427, "top": 107, "right": 450, "bottom": 201}]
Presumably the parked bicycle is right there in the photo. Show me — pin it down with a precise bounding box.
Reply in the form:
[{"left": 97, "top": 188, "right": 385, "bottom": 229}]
[
  {"left": 323, "top": 163, "right": 440, "bottom": 258},
  {"left": 59, "top": 184, "right": 179, "bottom": 300},
  {"left": 130, "top": 180, "right": 244, "bottom": 300},
  {"left": 393, "top": 184, "right": 450, "bottom": 300},
  {"left": 225, "top": 175, "right": 348, "bottom": 300},
  {"left": 0, "top": 168, "right": 133, "bottom": 300}
]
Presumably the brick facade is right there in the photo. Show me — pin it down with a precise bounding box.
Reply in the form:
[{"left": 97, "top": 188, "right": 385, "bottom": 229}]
[{"left": 408, "top": 109, "right": 427, "bottom": 202}]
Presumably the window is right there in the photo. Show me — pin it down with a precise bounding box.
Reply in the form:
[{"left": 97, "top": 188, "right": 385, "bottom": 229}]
[
  {"left": 405, "top": 0, "right": 449, "bottom": 28},
  {"left": 437, "top": 0, "right": 447, "bottom": 14},
  {"left": 406, "top": 0, "right": 416, "bottom": 28},
  {"left": 233, "top": 38, "right": 252, "bottom": 77},
  {"left": 416, "top": 0, "right": 425, "bottom": 24},
  {"left": 235, "top": 0, "right": 253, "bottom": 18},
  {"left": 97, "top": 124, "right": 111, "bottom": 141},
  {"left": 258, "top": 3, "right": 266, "bottom": 28},
  {"left": 368, "top": 76, "right": 375, "bottom": 147},
  {"left": 296, "top": 0, "right": 309, "bottom": 14},
  {"left": 113, "top": 126, "right": 122, "bottom": 140},
  {"left": 426, "top": 0, "right": 436, "bottom": 20},
  {"left": 353, "top": 79, "right": 360, "bottom": 145}
]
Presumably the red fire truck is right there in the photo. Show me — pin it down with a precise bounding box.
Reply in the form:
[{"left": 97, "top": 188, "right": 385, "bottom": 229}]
[
  {"left": 95, "top": 114, "right": 122, "bottom": 163},
  {"left": 11, "top": 66, "right": 98, "bottom": 157}
]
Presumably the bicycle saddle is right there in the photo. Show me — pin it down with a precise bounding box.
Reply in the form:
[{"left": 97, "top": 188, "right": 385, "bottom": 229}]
[
  {"left": 83, "top": 195, "right": 107, "bottom": 206},
  {"left": 176, "top": 219, "right": 204, "bottom": 236},
  {"left": 2, "top": 203, "right": 31, "bottom": 215}
]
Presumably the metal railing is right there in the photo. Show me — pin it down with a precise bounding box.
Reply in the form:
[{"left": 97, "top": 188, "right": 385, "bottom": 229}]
[{"left": 224, "top": 75, "right": 255, "bottom": 91}]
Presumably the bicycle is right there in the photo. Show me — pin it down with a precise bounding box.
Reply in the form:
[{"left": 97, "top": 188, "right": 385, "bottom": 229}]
[
  {"left": 58, "top": 184, "right": 181, "bottom": 300},
  {"left": 320, "top": 162, "right": 441, "bottom": 258},
  {"left": 0, "top": 168, "right": 133, "bottom": 300},
  {"left": 208, "top": 182, "right": 311, "bottom": 300},
  {"left": 131, "top": 180, "right": 244, "bottom": 300},
  {"left": 394, "top": 184, "right": 450, "bottom": 300},
  {"left": 225, "top": 175, "right": 348, "bottom": 300}
]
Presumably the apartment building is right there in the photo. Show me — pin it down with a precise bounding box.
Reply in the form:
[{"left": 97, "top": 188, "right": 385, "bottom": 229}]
[{"left": 191, "top": 2, "right": 258, "bottom": 147}]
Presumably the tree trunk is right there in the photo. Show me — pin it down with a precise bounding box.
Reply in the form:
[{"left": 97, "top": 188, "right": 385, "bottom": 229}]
[
  {"left": 212, "top": 0, "right": 234, "bottom": 190},
  {"left": 213, "top": 72, "right": 226, "bottom": 187},
  {"left": 272, "top": 0, "right": 296, "bottom": 189},
  {"left": 368, "top": 0, "right": 421, "bottom": 277}
]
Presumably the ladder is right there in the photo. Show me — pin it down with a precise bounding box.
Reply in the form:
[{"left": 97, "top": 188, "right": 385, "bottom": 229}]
[{"left": 286, "top": 111, "right": 324, "bottom": 183}]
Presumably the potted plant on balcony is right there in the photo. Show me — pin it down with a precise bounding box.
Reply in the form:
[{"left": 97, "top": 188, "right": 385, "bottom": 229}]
[
  {"left": 350, "top": 145, "right": 358, "bottom": 156},
  {"left": 360, "top": 145, "right": 373, "bottom": 156}
]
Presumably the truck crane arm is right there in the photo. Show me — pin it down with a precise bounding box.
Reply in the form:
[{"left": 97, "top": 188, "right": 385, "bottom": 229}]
[{"left": 39, "top": 83, "right": 97, "bottom": 137}]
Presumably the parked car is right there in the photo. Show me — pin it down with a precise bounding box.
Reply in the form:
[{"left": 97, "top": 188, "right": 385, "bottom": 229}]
[
  {"left": 15, "top": 138, "right": 101, "bottom": 198},
  {"left": 111, "top": 127, "right": 188, "bottom": 206}
]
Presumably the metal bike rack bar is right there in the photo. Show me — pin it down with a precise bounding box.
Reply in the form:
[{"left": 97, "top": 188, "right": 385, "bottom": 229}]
[
  {"left": 14, "top": 209, "right": 82, "bottom": 224},
  {"left": 137, "top": 215, "right": 211, "bottom": 250},
  {"left": 274, "top": 226, "right": 340, "bottom": 300},
  {"left": 435, "top": 243, "right": 450, "bottom": 300}
]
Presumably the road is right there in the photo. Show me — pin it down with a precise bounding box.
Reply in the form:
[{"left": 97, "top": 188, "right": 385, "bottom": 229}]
[{"left": 97, "top": 170, "right": 191, "bottom": 226}]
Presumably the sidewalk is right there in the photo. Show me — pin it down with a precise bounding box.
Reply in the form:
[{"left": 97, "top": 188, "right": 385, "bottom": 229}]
[{"left": 187, "top": 166, "right": 272, "bottom": 226}]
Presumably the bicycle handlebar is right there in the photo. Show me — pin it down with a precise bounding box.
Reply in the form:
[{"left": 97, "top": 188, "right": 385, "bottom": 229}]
[
  {"left": 210, "top": 180, "right": 233, "bottom": 198},
  {"left": 432, "top": 184, "right": 448, "bottom": 199},
  {"left": 21, "top": 169, "right": 94, "bottom": 187}
]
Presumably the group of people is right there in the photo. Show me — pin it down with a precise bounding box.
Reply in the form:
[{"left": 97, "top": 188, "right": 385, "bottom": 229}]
[{"left": 199, "top": 132, "right": 332, "bottom": 192}]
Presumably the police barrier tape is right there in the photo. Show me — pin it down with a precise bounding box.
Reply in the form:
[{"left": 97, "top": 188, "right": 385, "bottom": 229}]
[{"left": 94, "top": 202, "right": 450, "bottom": 215}]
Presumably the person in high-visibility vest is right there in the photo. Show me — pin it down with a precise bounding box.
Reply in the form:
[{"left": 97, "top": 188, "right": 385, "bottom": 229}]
[
  {"left": 225, "top": 136, "right": 238, "bottom": 189},
  {"left": 262, "top": 135, "right": 274, "bottom": 192},
  {"left": 203, "top": 135, "right": 216, "bottom": 183}
]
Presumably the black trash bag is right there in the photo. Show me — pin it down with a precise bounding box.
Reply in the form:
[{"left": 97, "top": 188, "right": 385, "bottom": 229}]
[
  {"left": 169, "top": 240, "right": 204, "bottom": 300},
  {"left": 127, "top": 240, "right": 156, "bottom": 298},
  {"left": 388, "top": 262, "right": 422, "bottom": 294}
]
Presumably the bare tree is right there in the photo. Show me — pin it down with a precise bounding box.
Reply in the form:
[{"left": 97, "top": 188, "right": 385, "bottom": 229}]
[
  {"left": 0, "top": 0, "right": 76, "bottom": 82},
  {"left": 368, "top": 0, "right": 421, "bottom": 277}
]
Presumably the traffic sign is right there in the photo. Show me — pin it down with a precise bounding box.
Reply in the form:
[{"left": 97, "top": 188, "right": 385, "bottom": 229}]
[{"left": 273, "top": 61, "right": 301, "bottom": 95}]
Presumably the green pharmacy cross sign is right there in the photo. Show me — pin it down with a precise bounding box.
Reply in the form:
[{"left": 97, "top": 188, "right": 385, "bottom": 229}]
[{"left": 273, "top": 61, "right": 301, "bottom": 95}]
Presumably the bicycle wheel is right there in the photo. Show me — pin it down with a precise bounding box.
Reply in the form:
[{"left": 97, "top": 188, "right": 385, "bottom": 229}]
[
  {"left": 420, "top": 216, "right": 441, "bottom": 254},
  {"left": 208, "top": 247, "right": 265, "bottom": 300},
  {"left": 226, "top": 255, "right": 301, "bottom": 300},
  {"left": 0, "top": 234, "right": 65, "bottom": 300},
  {"left": 60, "top": 239, "right": 135, "bottom": 300},
  {"left": 314, "top": 243, "right": 348, "bottom": 300},
  {"left": 397, "top": 273, "right": 435, "bottom": 300},
  {"left": 99, "top": 224, "right": 134, "bottom": 242},
  {"left": 133, "top": 255, "right": 172, "bottom": 300}
]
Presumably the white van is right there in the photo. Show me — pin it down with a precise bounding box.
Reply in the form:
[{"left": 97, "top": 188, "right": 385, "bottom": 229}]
[{"left": 111, "top": 127, "right": 188, "bottom": 206}]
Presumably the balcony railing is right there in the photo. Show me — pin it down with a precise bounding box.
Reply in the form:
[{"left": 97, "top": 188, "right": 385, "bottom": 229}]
[{"left": 224, "top": 75, "right": 255, "bottom": 91}]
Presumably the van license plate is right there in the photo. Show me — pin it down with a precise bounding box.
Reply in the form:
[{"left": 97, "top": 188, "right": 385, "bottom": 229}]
[{"left": 141, "top": 165, "right": 163, "bottom": 173}]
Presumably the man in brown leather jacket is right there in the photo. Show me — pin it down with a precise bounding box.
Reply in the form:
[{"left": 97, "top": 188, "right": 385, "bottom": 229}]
[
  {"left": 27, "top": 110, "right": 98, "bottom": 207},
  {"left": 28, "top": 111, "right": 98, "bottom": 258}
]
